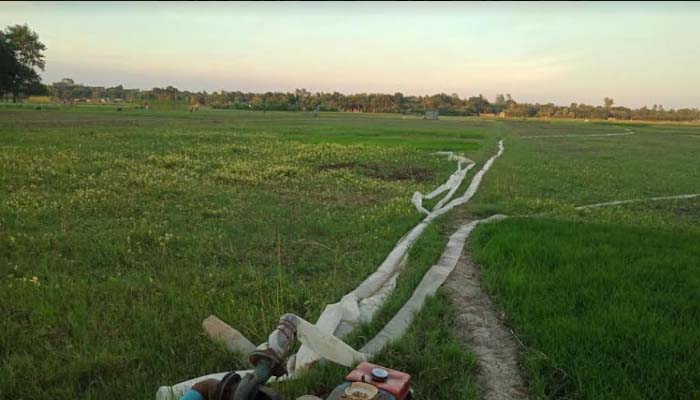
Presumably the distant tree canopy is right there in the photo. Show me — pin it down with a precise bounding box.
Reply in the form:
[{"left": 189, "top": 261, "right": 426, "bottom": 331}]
[
  {"left": 73, "top": 85, "right": 700, "bottom": 122},
  {"left": 0, "top": 24, "right": 46, "bottom": 102},
  {"left": 44, "top": 78, "right": 700, "bottom": 122}
]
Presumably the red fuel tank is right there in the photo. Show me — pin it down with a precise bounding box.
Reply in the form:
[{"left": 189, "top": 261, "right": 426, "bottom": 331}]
[{"left": 344, "top": 362, "right": 411, "bottom": 400}]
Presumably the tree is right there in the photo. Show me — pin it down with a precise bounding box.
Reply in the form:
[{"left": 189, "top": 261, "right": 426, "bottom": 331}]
[
  {"left": 51, "top": 78, "right": 77, "bottom": 104},
  {"left": 4, "top": 24, "right": 45, "bottom": 70},
  {"left": 493, "top": 93, "right": 506, "bottom": 113},
  {"left": 465, "top": 94, "right": 491, "bottom": 115},
  {"left": 604, "top": 97, "right": 614, "bottom": 109},
  {"left": 0, "top": 37, "right": 16, "bottom": 100},
  {"left": 295, "top": 88, "right": 310, "bottom": 111},
  {"left": 106, "top": 84, "right": 125, "bottom": 100},
  {"left": 90, "top": 86, "right": 105, "bottom": 102},
  {"left": 393, "top": 92, "right": 404, "bottom": 112},
  {"left": 0, "top": 24, "right": 46, "bottom": 102}
]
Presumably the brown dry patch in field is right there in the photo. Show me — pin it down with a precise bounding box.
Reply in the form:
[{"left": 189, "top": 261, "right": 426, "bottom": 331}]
[{"left": 318, "top": 161, "right": 434, "bottom": 182}]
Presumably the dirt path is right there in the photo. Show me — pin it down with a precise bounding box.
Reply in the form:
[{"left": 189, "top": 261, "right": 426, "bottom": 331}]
[{"left": 445, "top": 236, "right": 528, "bottom": 400}]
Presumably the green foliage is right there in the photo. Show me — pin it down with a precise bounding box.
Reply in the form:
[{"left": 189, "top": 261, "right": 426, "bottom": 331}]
[
  {"left": 41, "top": 79, "right": 700, "bottom": 121},
  {"left": 3, "top": 24, "right": 46, "bottom": 70},
  {"left": 278, "top": 224, "right": 479, "bottom": 400},
  {"left": 1, "top": 108, "right": 698, "bottom": 399},
  {"left": 472, "top": 218, "right": 700, "bottom": 399},
  {"left": 0, "top": 108, "right": 494, "bottom": 399},
  {"left": 466, "top": 119, "right": 700, "bottom": 399},
  {"left": 0, "top": 24, "right": 45, "bottom": 102},
  {"left": 472, "top": 119, "right": 700, "bottom": 226}
]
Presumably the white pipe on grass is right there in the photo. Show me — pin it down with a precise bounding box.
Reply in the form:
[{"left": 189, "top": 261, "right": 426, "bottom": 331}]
[
  {"left": 157, "top": 139, "right": 506, "bottom": 397},
  {"left": 156, "top": 215, "right": 508, "bottom": 400},
  {"left": 295, "top": 140, "right": 504, "bottom": 371},
  {"left": 576, "top": 193, "right": 700, "bottom": 210},
  {"left": 521, "top": 129, "right": 634, "bottom": 139}
]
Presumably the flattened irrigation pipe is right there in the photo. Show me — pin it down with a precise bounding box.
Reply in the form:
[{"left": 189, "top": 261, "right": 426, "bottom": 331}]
[
  {"left": 157, "top": 139, "right": 507, "bottom": 398},
  {"left": 156, "top": 216, "right": 509, "bottom": 400},
  {"left": 294, "top": 140, "right": 504, "bottom": 372},
  {"left": 521, "top": 129, "right": 634, "bottom": 139},
  {"left": 576, "top": 193, "right": 700, "bottom": 210}
]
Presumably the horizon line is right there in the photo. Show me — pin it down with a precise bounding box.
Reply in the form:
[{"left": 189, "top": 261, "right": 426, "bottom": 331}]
[{"left": 42, "top": 77, "right": 697, "bottom": 110}]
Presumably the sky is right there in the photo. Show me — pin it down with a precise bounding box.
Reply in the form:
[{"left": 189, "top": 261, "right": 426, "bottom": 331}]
[{"left": 2, "top": 1, "right": 699, "bottom": 108}]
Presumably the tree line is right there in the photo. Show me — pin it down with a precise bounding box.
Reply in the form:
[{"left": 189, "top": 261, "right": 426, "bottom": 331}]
[
  {"left": 46, "top": 81, "right": 700, "bottom": 122},
  {"left": 1, "top": 24, "right": 698, "bottom": 122}
]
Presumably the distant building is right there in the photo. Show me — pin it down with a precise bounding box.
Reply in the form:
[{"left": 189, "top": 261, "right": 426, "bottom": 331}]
[{"left": 424, "top": 110, "right": 439, "bottom": 120}]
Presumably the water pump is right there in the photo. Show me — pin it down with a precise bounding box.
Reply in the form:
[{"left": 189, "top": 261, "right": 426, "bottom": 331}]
[
  {"left": 176, "top": 315, "right": 411, "bottom": 400},
  {"left": 325, "top": 362, "right": 412, "bottom": 400}
]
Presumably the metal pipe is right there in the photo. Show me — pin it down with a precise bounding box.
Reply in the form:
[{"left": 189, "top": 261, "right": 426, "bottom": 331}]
[
  {"left": 232, "top": 314, "right": 299, "bottom": 400},
  {"left": 232, "top": 362, "right": 272, "bottom": 400}
]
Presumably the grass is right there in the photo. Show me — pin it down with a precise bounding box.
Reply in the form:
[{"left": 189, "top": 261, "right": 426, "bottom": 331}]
[
  {"left": 466, "top": 118, "right": 700, "bottom": 399},
  {"left": 275, "top": 221, "right": 480, "bottom": 400},
  {"left": 472, "top": 218, "right": 700, "bottom": 399},
  {"left": 2, "top": 106, "right": 699, "bottom": 399},
  {"left": 471, "top": 120, "right": 700, "bottom": 218},
  {"left": 0, "top": 107, "right": 497, "bottom": 399}
]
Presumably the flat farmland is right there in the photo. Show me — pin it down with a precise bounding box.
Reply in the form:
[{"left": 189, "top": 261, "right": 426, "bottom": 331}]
[{"left": 1, "top": 107, "right": 699, "bottom": 399}]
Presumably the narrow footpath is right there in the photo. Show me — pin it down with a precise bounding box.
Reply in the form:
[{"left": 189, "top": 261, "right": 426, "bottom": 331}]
[{"left": 444, "top": 235, "right": 529, "bottom": 400}]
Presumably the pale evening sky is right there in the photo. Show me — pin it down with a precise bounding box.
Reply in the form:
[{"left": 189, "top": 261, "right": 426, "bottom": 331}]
[{"left": 2, "top": 1, "right": 699, "bottom": 108}]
